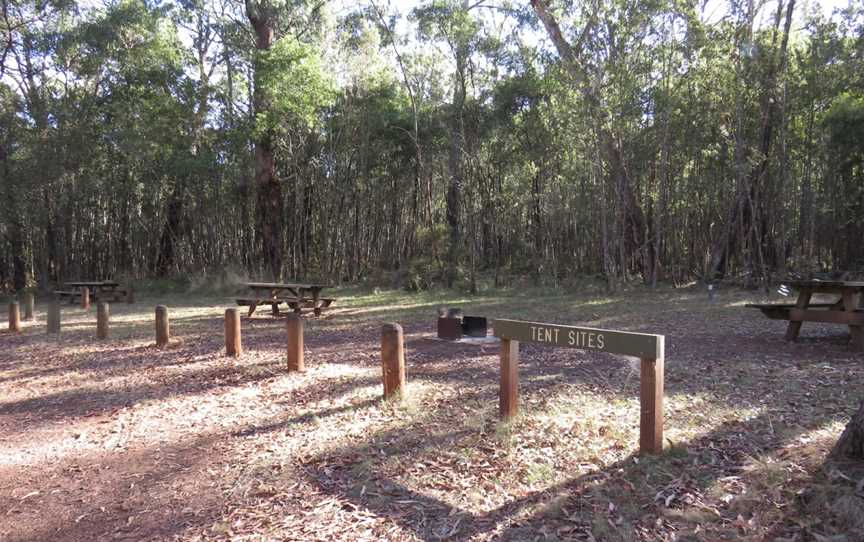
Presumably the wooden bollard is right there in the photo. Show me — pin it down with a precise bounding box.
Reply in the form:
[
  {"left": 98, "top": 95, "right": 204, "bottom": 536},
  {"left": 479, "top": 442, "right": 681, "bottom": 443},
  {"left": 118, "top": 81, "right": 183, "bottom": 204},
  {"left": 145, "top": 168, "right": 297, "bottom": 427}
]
[
  {"left": 126, "top": 287, "right": 135, "bottom": 304},
  {"left": 381, "top": 323, "right": 406, "bottom": 399},
  {"left": 47, "top": 301, "right": 61, "bottom": 334},
  {"left": 8, "top": 301, "right": 21, "bottom": 332},
  {"left": 499, "top": 338, "right": 519, "bottom": 419},
  {"left": 97, "top": 302, "right": 110, "bottom": 340},
  {"left": 155, "top": 305, "right": 169, "bottom": 347},
  {"left": 639, "top": 342, "right": 665, "bottom": 455},
  {"left": 225, "top": 308, "right": 242, "bottom": 357},
  {"left": 286, "top": 314, "right": 304, "bottom": 371},
  {"left": 81, "top": 288, "right": 90, "bottom": 310},
  {"left": 24, "top": 293, "right": 34, "bottom": 321}
]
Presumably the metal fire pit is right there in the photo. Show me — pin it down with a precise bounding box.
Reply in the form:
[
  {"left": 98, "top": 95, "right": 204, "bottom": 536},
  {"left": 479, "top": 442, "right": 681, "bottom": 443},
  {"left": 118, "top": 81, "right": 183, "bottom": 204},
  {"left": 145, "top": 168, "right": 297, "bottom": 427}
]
[{"left": 461, "top": 316, "right": 488, "bottom": 338}]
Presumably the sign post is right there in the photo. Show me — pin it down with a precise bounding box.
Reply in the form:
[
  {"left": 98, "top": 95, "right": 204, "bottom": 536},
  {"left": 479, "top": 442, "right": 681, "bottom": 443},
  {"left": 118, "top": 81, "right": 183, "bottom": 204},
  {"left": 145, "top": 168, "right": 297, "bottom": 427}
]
[
  {"left": 493, "top": 319, "right": 665, "bottom": 455},
  {"left": 499, "top": 338, "right": 519, "bottom": 419}
]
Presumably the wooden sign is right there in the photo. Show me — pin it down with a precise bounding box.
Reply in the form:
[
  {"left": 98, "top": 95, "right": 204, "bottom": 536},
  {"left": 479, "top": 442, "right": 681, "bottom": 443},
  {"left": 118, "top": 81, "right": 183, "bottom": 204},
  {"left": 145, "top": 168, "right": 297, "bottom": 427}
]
[
  {"left": 493, "top": 319, "right": 661, "bottom": 358},
  {"left": 492, "top": 318, "right": 665, "bottom": 455}
]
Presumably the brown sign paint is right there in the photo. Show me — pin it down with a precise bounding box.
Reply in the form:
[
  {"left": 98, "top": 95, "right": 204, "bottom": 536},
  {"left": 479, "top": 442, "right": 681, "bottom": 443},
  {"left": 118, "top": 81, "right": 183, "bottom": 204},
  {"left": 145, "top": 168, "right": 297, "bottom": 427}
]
[{"left": 492, "top": 318, "right": 662, "bottom": 359}]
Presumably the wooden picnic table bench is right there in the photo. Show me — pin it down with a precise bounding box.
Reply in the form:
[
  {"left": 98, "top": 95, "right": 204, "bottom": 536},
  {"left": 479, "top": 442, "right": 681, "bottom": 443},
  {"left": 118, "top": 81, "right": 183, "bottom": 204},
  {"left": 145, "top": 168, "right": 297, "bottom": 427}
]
[
  {"left": 53, "top": 290, "right": 82, "bottom": 302},
  {"left": 236, "top": 297, "right": 284, "bottom": 316},
  {"left": 238, "top": 282, "right": 335, "bottom": 317},
  {"left": 57, "top": 281, "right": 131, "bottom": 303},
  {"left": 747, "top": 279, "right": 864, "bottom": 351}
]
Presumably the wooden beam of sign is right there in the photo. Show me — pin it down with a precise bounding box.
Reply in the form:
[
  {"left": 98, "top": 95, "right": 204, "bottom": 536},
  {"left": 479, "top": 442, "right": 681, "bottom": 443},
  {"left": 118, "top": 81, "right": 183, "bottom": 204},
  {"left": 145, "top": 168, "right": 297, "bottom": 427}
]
[{"left": 492, "top": 319, "right": 662, "bottom": 359}]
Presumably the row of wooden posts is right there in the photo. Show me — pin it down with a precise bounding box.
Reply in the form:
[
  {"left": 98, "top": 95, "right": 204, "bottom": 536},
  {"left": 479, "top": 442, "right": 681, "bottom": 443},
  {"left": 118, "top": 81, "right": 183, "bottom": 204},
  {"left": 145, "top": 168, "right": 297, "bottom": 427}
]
[
  {"left": 8, "top": 300, "right": 662, "bottom": 454},
  {"left": 223, "top": 308, "right": 405, "bottom": 398},
  {"left": 7, "top": 296, "right": 102, "bottom": 336},
  {"left": 6, "top": 288, "right": 119, "bottom": 334},
  {"left": 6, "top": 300, "right": 408, "bottom": 401}
]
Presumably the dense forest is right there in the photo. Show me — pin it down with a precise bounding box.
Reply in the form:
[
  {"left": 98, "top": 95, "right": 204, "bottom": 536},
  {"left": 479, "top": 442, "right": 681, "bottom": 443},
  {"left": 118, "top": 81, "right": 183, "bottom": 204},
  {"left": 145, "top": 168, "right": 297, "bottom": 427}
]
[{"left": 1, "top": 0, "right": 863, "bottom": 291}]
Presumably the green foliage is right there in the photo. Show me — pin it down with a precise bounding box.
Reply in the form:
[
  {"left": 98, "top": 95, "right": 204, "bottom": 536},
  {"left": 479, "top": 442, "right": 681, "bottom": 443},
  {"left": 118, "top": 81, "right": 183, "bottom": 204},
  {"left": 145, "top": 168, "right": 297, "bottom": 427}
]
[
  {"left": 413, "top": 0, "right": 482, "bottom": 48},
  {"left": 824, "top": 93, "right": 864, "bottom": 159},
  {"left": 254, "top": 37, "right": 335, "bottom": 136},
  {"left": 3, "top": 0, "right": 864, "bottom": 289}
]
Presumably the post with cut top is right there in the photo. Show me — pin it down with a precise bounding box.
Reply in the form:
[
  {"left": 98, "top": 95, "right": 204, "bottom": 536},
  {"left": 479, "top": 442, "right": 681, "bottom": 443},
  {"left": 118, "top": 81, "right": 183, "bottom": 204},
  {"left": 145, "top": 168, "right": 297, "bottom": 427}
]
[
  {"left": 381, "top": 323, "right": 406, "bottom": 400},
  {"left": 225, "top": 308, "right": 242, "bottom": 357},
  {"left": 24, "top": 293, "right": 34, "bottom": 321},
  {"left": 499, "top": 338, "right": 519, "bottom": 419},
  {"left": 286, "top": 313, "right": 304, "bottom": 371},
  {"left": 97, "top": 302, "right": 110, "bottom": 340},
  {"left": 639, "top": 337, "right": 664, "bottom": 455},
  {"left": 8, "top": 301, "right": 21, "bottom": 332},
  {"left": 47, "top": 301, "right": 61, "bottom": 334},
  {"left": 126, "top": 286, "right": 135, "bottom": 304},
  {"left": 155, "top": 305, "right": 169, "bottom": 347},
  {"left": 81, "top": 288, "right": 90, "bottom": 310}
]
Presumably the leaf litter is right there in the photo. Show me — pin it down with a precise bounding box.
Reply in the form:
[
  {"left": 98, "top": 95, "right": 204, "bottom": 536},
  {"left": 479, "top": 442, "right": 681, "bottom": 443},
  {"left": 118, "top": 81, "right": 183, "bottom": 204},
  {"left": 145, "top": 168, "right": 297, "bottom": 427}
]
[{"left": 0, "top": 287, "right": 861, "bottom": 541}]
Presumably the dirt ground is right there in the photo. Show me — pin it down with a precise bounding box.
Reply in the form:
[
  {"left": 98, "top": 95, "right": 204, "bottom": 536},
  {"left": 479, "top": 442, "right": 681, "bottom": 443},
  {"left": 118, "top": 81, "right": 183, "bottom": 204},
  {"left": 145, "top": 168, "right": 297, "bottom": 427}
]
[{"left": 1, "top": 286, "right": 862, "bottom": 541}]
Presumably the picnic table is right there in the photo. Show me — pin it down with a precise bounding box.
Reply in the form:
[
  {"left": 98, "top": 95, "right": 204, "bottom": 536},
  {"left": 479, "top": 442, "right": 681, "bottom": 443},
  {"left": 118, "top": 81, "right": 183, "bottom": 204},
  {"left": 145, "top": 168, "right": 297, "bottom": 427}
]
[
  {"left": 747, "top": 280, "right": 864, "bottom": 351},
  {"left": 55, "top": 281, "right": 130, "bottom": 303},
  {"left": 236, "top": 282, "right": 335, "bottom": 317}
]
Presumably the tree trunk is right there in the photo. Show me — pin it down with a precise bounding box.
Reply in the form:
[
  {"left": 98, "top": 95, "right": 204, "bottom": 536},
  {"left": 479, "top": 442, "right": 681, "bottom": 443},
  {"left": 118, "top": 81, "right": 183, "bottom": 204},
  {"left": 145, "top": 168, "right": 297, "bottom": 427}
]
[
  {"left": 831, "top": 400, "right": 864, "bottom": 460},
  {"left": 246, "top": 1, "right": 282, "bottom": 280},
  {"left": 709, "top": 0, "right": 795, "bottom": 281},
  {"left": 531, "top": 0, "right": 647, "bottom": 286},
  {"left": 446, "top": 37, "right": 468, "bottom": 287},
  {"left": 1, "top": 144, "right": 26, "bottom": 291},
  {"left": 531, "top": 164, "right": 543, "bottom": 283},
  {"left": 156, "top": 187, "right": 183, "bottom": 277}
]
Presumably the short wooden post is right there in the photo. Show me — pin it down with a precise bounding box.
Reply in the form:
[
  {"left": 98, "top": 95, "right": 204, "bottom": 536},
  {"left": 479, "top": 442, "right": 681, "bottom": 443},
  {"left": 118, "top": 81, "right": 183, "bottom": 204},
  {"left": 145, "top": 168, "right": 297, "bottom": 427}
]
[
  {"left": 499, "top": 338, "right": 519, "bottom": 419},
  {"left": 381, "top": 323, "right": 406, "bottom": 399},
  {"left": 97, "top": 302, "right": 110, "bottom": 340},
  {"left": 639, "top": 337, "right": 665, "bottom": 455},
  {"left": 80, "top": 288, "right": 90, "bottom": 310},
  {"left": 8, "top": 301, "right": 21, "bottom": 332},
  {"left": 225, "top": 308, "right": 242, "bottom": 357},
  {"left": 286, "top": 313, "right": 304, "bottom": 371},
  {"left": 47, "top": 301, "right": 61, "bottom": 334},
  {"left": 155, "top": 305, "right": 169, "bottom": 347},
  {"left": 126, "top": 287, "right": 135, "bottom": 304},
  {"left": 24, "top": 293, "right": 34, "bottom": 321}
]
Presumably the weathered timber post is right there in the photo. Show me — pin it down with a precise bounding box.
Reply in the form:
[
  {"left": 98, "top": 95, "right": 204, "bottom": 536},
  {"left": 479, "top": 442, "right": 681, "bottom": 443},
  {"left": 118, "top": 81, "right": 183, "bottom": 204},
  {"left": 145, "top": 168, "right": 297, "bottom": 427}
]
[
  {"left": 8, "top": 301, "right": 21, "bottom": 332},
  {"left": 80, "top": 288, "right": 90, "bottom": 310},
  {"left": 126, "top": 287, "right": 135, "bottom": 304},
  {"left": 499, "top": 338, "right": 519, "bottom": 419},
  {"left": 225, "top": 308, "right": 242, "bottom": 357},
  {"left": 381, "top": 323, "right": 406, "bottom": 399},
  {"left": 47, "top": 301, "right": 61, "bottom": 334},
  {"left": 24, "top": 293, "right": 34, "bottom": 321},
  {"left": 97, "top": 302, "right": 110, "bottom": 340},
  {"left": 155, "top": 305, "right": 169, "bottom": 347},
  {"left": 639, "top": 337, "right": 665, "bottom": 455},
  {"left": 286, "top": 313, "right": 304, "bottom": 371}
]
